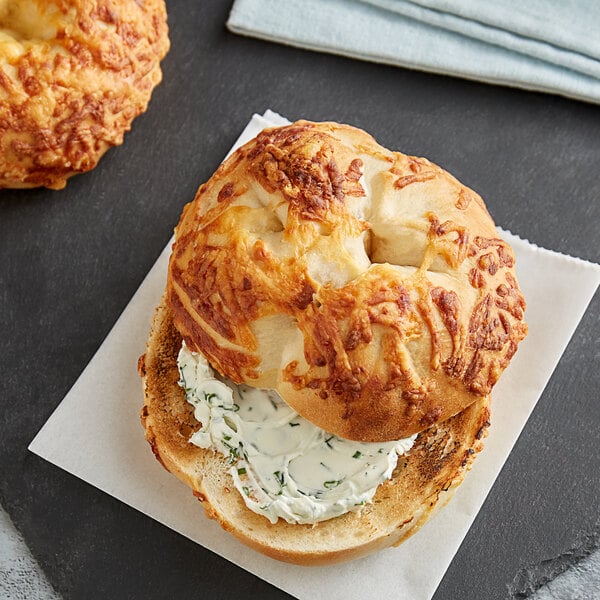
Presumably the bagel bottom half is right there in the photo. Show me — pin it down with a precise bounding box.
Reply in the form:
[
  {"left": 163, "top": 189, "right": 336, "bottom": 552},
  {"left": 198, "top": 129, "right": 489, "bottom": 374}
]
[{"left": 138, "top": 296, "right": 491, "bottom": 566}]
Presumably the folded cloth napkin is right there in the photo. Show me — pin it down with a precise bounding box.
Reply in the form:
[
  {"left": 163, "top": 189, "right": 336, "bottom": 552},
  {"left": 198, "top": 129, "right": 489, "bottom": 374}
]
[
  {"left": 227, "top": 0, "right": 600, "bottom": 104},
  {"left": 363, "top": 0, "right": 600, "bottom": 79}
]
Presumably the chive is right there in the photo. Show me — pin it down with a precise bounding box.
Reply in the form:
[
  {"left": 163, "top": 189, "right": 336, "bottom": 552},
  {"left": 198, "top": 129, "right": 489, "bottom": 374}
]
[
  {"left": 242, "top": 486, "right": 250, "bottom": 496},
  {"left": 323, "top": 479, "right": 342, "bottom": 489},
  {"left": 352, "top": 451, "right": 362, "bottom": 459},
  {"left": 268, "top": 396, "right": 279, "bottom": 410},
  {"left": 237, "top": 467, "right": 247, "bottom": 475},
  {"left": 223, "top": 434, "right": 231, "bottom": 441},
  {"left": 325, "top": 436, "right": 334, "bottom": 448},
  {"left": 289, "top": 422, "right": 300, "bottom": 427},
  {"left": 204, "top": 392, "right": 217, "bottom": 402},
  {"left": 273, "top": 471, "right": 285, "bottom": 486},
  {"left": 222, "top": 442, "right": 239, "bottom": 464}
]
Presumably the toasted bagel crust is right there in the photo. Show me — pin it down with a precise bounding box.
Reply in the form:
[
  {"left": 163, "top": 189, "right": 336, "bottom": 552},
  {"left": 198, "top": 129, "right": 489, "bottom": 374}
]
[
  {"left": 140, "top": 297, "right": 491, "bottom": 565},
  {"left": 0, "top": 0, "right": 169, "bottom": 189},
  {"left": 167, "top": 121, "right": 525, "bottom": 441}
]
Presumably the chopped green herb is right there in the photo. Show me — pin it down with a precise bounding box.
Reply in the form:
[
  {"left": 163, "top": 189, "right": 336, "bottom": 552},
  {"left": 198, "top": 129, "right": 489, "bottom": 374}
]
[
  {"left": 222, "top": 440, "right": 240, "bottom": 464},
  {"left": 354, "top": 500, "right": 366, "bottom": 506},
  {"left": 273, "top": 470, "right": 285, "bottom": 496},
  {"left": 228, "top": 448, "right": 239, "bottom": 464},
  {"left": 268, "top": 396, "right": 279, "bottom": 410},
  {"left": 352, "top": 451, "right": 362, "bottom": 459},
  {"left": 223, "top": 434, "right": 231, "bottom": 441},
  {"left": 323, "top": 479, "right": 343, "bottom": 489},
  {"left": 204, "top": 392, "right": 218, "bottom": 403},
  {"left": 289, "top": 422, "right": 300, "bottom": 427},
  {"left": 325, "top": 435, "right": 334, "bottom": 448},
  {"left": 242, "top": 486, "right": 250, "bottom": 496},
  {"left": 237, "top": 467, "right": 247, "bottom": 475}
]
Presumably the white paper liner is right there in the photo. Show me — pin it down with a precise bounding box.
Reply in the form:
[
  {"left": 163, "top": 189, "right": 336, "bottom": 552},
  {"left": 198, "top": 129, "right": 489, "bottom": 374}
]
[{"left": 29, "top": 110, "right": 600, "bottom": 600}]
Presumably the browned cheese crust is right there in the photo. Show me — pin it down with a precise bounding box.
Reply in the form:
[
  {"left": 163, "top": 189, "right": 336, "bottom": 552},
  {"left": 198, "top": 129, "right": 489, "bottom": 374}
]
[
  {"left": 0, "top": 0, "right": 169, "bottom": 189},
  {"left": 139, "top": 298, "right": 491, "bottom": 565},
  {"left": 167, "top": 121, "right": 526, "bottom": 442}
]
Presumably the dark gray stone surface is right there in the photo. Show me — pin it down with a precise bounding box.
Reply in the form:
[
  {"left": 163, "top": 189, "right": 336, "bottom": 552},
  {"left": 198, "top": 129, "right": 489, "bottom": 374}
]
[{"left": 1, "top": 1, "right": 599, "bottom": 598}]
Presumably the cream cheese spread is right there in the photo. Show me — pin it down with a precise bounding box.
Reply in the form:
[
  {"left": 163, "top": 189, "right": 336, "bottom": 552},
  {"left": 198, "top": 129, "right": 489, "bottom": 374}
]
[{"left": 177, "top": 343, "right": 416, "bottom": 525}]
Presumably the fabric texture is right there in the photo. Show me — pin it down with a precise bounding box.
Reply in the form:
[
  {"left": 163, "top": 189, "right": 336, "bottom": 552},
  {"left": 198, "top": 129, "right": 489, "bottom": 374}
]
[{"left": 227, "top": 0, "right": 600, "bottom": 104}]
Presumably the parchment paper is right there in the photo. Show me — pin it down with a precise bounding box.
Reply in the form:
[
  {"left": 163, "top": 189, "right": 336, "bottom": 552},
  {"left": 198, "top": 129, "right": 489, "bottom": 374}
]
[{"left": 29, "top": 110, "right": 600, "bottom": 600}]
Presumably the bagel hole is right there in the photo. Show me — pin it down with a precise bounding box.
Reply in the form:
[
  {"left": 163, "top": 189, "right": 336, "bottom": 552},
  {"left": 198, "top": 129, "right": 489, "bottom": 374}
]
[{"left": 368, "top": 226, "right": 428, "bottom": 270}]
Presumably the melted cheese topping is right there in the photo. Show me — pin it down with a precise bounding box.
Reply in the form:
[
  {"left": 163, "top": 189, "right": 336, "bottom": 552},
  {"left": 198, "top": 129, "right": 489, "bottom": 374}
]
[{"left": 178, "top": 343, "right": 416, "bottom": 525}]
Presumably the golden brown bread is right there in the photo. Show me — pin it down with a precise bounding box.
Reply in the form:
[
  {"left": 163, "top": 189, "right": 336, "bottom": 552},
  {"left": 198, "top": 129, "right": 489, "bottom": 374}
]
[
  {"left": 167, "top": 121, "right": 526, "bottom": 442},
  {"left": 139, "top": 297, "right": 491, "bottom": 565},
  {"left": 0, "top": 0, "right": 169, "bottom": 189}
]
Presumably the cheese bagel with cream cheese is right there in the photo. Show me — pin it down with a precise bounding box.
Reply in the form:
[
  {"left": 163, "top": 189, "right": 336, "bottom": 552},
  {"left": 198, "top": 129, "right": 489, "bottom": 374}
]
[{"left": 139, "top": 121, "right": 526, "bottom": 564}]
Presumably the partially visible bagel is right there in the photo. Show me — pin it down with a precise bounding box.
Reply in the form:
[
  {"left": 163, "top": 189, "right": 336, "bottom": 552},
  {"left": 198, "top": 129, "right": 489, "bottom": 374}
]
[
  {"left": 139, "top": 297, "right": 491, "bottom": 565},
  {"left": 168, "top": 121, "right": 526, "bottom": 442},
  {"left": 0, "top": 0, "right": 169, "bottom": 189}
]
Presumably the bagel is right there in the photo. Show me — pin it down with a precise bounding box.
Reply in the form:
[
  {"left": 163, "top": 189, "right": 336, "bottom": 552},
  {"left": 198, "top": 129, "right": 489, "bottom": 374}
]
[
  {"left": 140, "top": 120, "right": 526, "bottom": 564},
  {"left": 139, "top": 296, "right": 491, "bottom": 565},
  {"left": 0, "top": 0, "right": 169, "bottom": 189},
  {"left": 167, "top": 121, "right": 527, "bottom": 442}
]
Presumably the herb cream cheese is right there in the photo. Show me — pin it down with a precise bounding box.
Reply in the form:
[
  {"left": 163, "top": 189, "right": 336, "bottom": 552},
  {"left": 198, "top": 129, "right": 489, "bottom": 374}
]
[{"left": 178, "top": 343, "right": 416, "bottom": 525}]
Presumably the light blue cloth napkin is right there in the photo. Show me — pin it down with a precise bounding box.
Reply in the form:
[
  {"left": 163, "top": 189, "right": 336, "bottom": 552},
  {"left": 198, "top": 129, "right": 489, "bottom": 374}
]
[
  {"left": 227, "top": 0, "right": 600, "bottom": 104},
  {"left": 365, "top": 0, "right": 600, "bottom": 79}
]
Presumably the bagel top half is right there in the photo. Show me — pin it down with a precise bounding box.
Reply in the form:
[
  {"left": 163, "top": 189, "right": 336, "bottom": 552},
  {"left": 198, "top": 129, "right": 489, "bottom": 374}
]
[
  {"left": 0, "top": 0, "right": 169, "bottom": 189},
  {"left": 168, "top": 121, "right": 527, "bottom": 442}
]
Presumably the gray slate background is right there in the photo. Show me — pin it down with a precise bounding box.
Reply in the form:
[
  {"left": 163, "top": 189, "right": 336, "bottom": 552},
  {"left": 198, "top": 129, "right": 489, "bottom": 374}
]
[{"left": 1, "top": 1, "right": 599, "bottom": 598}]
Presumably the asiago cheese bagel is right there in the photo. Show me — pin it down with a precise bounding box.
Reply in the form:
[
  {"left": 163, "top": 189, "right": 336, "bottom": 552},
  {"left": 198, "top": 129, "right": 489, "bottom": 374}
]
[
  {"left": 139, "top": 120, "right": 526, "bottom": 564},
  {"left": 167, "top": 121, "right": 527, "bottom": 443},
  {"left": 0, "top": 0, "right": 169, "bottom": 189}
]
